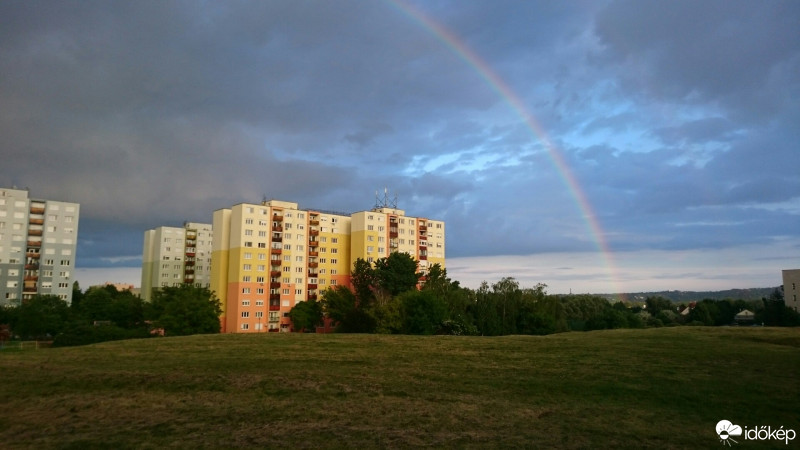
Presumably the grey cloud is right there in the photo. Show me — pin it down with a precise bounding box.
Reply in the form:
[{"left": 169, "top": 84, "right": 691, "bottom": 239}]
[{"left": 0, "top": 0, "right": 797, "bottom": 287}]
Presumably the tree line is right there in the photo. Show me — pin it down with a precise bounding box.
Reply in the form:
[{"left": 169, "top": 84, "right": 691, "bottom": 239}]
[
  {"left": 290, "top": 253, "right": 800, "bottom": 335},
  {"left": 0, "top": 283, "right": 221, "bottom": 346}
]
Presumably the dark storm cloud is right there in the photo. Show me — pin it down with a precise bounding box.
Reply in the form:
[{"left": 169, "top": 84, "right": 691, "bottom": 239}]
[{"left": 0, "top": 0, "right": 797, "bottom": 288}]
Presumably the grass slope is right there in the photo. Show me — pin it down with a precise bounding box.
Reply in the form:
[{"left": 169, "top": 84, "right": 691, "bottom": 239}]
[{"left": 1, "top": 328, "right": 798, "bottom": 449}]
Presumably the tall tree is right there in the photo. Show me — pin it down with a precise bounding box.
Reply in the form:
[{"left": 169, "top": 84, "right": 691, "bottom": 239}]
[
  {"left": 351, "top": 258, "right": 376, "bottom": 307},
  {"left": 373, "top": 252, "right": 421, "bottom": 297}
]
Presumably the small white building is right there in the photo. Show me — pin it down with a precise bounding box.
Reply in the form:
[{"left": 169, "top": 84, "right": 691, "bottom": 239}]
[{"left": 783, "top": 269, "right": 800, "bottom": 313}]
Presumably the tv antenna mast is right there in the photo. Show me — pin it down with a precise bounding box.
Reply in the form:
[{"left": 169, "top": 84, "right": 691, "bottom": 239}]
[{"left": 374, "top": 187, "right": 398, "bottom": 209}]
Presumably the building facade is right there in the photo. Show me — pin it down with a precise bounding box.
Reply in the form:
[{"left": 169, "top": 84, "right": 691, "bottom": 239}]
[
  {"left": 141, "top": 222, "right": 213, "bottom": 302},
  {"left": 211, "top": 199, "right": 445, "bottom": 333},
  {"left": 783, "top": 269, "right": 800, "bottom": 313},
  {"left": 0, "top": 187, "right": 80, "bottom": 306}
]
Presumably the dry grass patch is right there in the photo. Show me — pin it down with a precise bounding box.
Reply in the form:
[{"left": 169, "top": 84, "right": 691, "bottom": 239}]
[{"left": 0, "top": 327, "right": 797, "bottom": 448}]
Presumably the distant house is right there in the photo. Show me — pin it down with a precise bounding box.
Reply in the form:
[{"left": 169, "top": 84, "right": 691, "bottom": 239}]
[{"left": 734, "top": 309, "right": 755, "bottom": 325}]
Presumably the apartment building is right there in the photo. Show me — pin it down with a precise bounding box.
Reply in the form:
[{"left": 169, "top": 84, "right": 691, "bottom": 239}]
[
  {"left": 783, "top": 269, "right": 800, "bottom": 313},
  {"left": 211, "top": 199, "right": 445, "bottom": 333},
  {"left": 0, "top": 187, "right": 80, "bottom": 306},
  {"left": 351, "top": 207, "right": 445, "bottom": 273},
  {"left": 141, "top": 222, "right": 213, "bottom": 302}
]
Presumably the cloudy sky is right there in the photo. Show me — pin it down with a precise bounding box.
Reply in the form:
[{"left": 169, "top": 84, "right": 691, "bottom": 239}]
[{"left": 1, "top": 0, "right": 798, "bottom": 294}]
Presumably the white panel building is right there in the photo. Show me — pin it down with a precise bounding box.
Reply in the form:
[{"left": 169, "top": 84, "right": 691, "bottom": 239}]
[
  {"left": 141, "top": 222, "right": 212, "bottom": 302},
  {"left": 0, "top": 187, "right": 80, "bottom": 306}
]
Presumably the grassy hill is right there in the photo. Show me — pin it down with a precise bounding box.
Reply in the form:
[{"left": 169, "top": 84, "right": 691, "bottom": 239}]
[{"left": 1, "top": 328, "right": 798, "bottom": 449}]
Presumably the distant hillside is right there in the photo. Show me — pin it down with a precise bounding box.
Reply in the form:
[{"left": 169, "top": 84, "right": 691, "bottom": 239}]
[{"left": 601, "top": 287, "right": 780, "bottom": 303}]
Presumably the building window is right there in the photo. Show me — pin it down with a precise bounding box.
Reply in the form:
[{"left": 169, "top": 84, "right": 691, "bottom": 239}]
[
  {"left": 241, "top": 311, "right": 250, "bottom": 318},
  {"left": 241, "top": 323, "right": 249, "bottom": 330}
]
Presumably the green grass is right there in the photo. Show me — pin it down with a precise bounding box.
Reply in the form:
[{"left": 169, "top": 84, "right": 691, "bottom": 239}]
[{"left": 1, "top": 327, "right": 798, "bottom": 449}]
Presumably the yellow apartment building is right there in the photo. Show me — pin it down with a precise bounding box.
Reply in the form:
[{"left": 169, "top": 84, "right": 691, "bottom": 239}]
[{"left": 211, "top": 199, "right": 445, "bottom": 333}]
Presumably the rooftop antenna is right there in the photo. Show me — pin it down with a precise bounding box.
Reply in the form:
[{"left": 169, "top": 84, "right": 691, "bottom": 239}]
[{"left": 375, "top": 187, "right": 398, "bottom": 209}]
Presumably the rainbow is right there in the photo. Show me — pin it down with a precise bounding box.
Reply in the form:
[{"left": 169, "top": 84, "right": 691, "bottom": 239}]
[{"left": 388, "top": 1, "right": 626, "bottom": 299}]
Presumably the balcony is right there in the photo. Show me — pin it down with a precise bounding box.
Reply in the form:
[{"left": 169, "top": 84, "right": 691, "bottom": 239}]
[
  {"left": 307, "top": 283, "right": 318, "bottom": 290},
  {"left": 185, "top": 251, "right": 196, "bottom": 257},
  {"left": 270, "top": 248, "right": 282, "bottom": 255},
  {"left": 419, "top": 254, "right": 428, "bottom": 260},
  {"left": 27, "top": 240, "right": 41, "bottom": 247},
  {"left": 272, "top": 214, "right": 284, "bottom": 222},
  {"left": 270, "top": 282, "right": 281, "bottom": 289},
  {"left": 272, "top": 225, "right": 283, "bottom": 232},
  {"left": 29, "top": 218, "right": 44, "bottom": 225},
  {"left": 309, "top": 219, "right": 320, "bottom": 226},
  {"left": 309, "top": 230, "right": 319, "bottom": 237},
  {"left": 308, "top": 250, "right": 318, "bottom": 257},
  {"left": 26, "top": 252, "right": 40, "bottom": 259},
  {"left": 24, "top": 275, "right": 38, "bottom": 282},
  {"left": 23, "top": 286, "right": 38, "bottom": 293},
  {"left": 269, "top": 294, "right": 281, "bottom": 301},
  {"left": 27, "top": 229, "right": 42, "bottom": 236},
  {"left": 308, "top": 241, "right": 319, "bottom": 247},
  {"left": 30, "top": 207, "right": 45, "bottom": 215},
  {"left": 184, "top": 268, "right": 195, "bottom": 275},
  {"left": 308, "top": 294, "right": 318, "bottom": 301},
  {"left": 184, "top": 278, "right": 195, "bottom": 284},
  {"left": 270, "top": 259, "right": 281, "bottom": 266},
  {"left": 185, "top": 260, "right": 195, "bottom": 266},
  {"left": 272, "top": 235, "right": 283, "bottom": 242},
  {"left": 308, "top": 271, "right": 318, "bottom": 277},
  {"left": 270, "top": 270, "right": 281, "bottom": 277},
  {"left": 308, "top": 262, "right": 319, "bottom": 268},
  {"left": 269, "top": 305, "right": 281, "bottom": 311},
  {"left": 390, "top": 231, "right": 398, "bottom": 238},
  {"left": 419, "top": 224, "right": 428, "bottom": 231},
  {"left": 419, "top": 234, "right": 427, "bottom": 240},
  {"left": 25, "top": 263, "right": 39, "bottom": 270}
]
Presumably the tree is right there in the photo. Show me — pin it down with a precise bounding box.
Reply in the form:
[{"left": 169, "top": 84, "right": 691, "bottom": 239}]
[
  {"left": 373, "top": 252, "right": 421, "bottom": 297},
  {"left": 71, "top": 281, "right": 84, "bottom": 310},
  {"left": 148, "top": 285, "right": 221, "bottom": 336},
  {"left": 12, "top": 295, "right": 71, "bottom": 339},
  {"left": 321, "top": 285, "right": 375, "bottom": 333},
  {"left": 492, "top": 277, "right": 521, "bottom": 333},
  {"left": 351, "top": 258, "right": 376, "bottom": 307},
  {"left": 288, "top": 298, "right": 323, "bottom": 332},
  {"left": 398, "top": 290, "right": 446, "bottom": 335},
  {"left": 645, "top": 296, "right": 674, "bottom": 316}
]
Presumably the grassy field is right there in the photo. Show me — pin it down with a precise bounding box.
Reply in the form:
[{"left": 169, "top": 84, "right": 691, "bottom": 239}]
[{"left": 0, "top": 327, "right": 798, "bottom": 449}]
